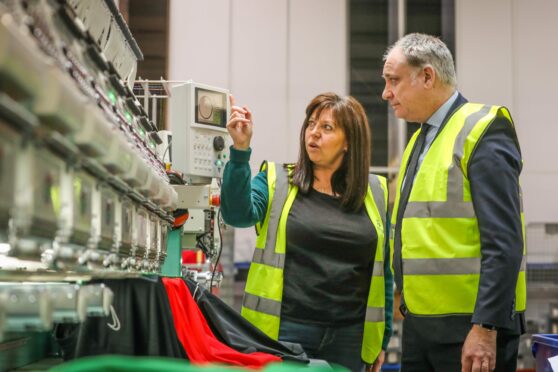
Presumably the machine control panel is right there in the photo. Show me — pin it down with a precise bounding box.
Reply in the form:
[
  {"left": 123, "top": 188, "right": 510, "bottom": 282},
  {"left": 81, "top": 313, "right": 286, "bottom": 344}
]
[
  {"left": 191, "top": 133, "right": 228, "bottom": 175},
  {"left": 169, "top": 82, "right": 232, "bottom": 184}
]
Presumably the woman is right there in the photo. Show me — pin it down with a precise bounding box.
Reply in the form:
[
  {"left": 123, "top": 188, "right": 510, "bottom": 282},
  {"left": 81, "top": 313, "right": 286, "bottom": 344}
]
[{"left": 221, "top": 93, "right": 393, "bottom": 372}]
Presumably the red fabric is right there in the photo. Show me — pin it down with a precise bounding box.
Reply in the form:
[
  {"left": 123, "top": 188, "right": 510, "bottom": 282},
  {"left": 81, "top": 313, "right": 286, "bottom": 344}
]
[{"left": 162, "top": 277, "right": 281, "bottom": 368}]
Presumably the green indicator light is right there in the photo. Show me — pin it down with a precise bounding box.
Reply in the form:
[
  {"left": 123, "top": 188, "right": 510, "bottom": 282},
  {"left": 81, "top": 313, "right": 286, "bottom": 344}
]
[
  {"left": 139, "top": 128, "right": 145, "bottom": 137},
  {"left": 125, "top": 111, "right": 132, "bottom": 123},
  {"left": 107, "top": 90, "right": 117, "bottom": 104}
]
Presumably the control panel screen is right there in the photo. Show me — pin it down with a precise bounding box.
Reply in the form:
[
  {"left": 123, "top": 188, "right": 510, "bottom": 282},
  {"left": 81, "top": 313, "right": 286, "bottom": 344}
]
[{"left": 195, "top": 88, "right": 227, "bottom": 128}]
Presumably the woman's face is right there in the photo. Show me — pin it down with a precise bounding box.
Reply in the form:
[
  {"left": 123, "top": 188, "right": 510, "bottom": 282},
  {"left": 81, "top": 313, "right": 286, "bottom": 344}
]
[{"left": 304, "top": 108, "right": 347, "bottom": 171}]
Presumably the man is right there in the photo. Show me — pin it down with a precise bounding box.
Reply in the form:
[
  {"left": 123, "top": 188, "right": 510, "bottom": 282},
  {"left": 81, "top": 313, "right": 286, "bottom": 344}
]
[{"left": 382, "top": 33, "right": 526, "bottom": 372}]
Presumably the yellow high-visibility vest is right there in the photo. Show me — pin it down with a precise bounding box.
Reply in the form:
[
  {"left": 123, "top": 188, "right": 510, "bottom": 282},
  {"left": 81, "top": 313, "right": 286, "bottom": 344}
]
[
  {"left": 390, "top": 103, "right": 526, "bottom": 316},
  {"left": 241, "top": 162, "right": 388, "bottom": 363}
]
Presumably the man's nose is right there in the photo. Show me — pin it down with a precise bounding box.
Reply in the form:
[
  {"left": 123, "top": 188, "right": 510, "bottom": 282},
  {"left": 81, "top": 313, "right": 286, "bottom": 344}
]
[{"left": 382, "top": 86, "right": 392, "bottom": 101}]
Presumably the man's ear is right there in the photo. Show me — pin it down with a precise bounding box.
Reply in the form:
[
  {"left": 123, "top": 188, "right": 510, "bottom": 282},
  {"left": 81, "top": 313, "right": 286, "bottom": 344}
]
[{"left": 423, "top": 65, "right": 435, "bottom": 88}]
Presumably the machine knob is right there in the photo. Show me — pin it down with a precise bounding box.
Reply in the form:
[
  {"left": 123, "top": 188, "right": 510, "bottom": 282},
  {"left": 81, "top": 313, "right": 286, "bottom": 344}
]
[{"left": 213, "top": 136, "right": 225, "bottom": 151}]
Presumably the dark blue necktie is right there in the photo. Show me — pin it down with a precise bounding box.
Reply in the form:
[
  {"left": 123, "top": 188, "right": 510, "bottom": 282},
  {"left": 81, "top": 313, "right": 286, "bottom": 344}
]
[{"left": 393, "top": 124, "right": 431, "bottom": 291}]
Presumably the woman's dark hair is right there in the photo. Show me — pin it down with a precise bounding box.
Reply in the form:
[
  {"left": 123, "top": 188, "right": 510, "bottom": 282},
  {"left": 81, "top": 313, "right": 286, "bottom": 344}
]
[{"left": 291, "top": 92, "right": 371, "bottom": 212}]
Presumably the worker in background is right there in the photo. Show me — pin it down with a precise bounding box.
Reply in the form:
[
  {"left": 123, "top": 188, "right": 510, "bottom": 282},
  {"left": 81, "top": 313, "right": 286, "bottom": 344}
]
[
  {"left": 221, "top": 93, "right": 393, "bottom": 372},
  {"left": 382, "top": 33, "right": 526, "bottom": 372}
]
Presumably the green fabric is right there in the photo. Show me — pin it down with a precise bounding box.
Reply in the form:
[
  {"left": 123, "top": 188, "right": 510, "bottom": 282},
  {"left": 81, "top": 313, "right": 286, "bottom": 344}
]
[
  {"left": 221, "top": 147, "right": 394, "bottom": 350},
  {"left": 50, "top": 355, "right": 348, "bottom": 372}
]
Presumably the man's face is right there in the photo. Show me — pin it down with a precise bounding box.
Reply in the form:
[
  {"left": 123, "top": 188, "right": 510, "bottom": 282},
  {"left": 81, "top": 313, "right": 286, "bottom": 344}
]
[{"left": 382, "top": 47, "right": 427, "bottom": 123}]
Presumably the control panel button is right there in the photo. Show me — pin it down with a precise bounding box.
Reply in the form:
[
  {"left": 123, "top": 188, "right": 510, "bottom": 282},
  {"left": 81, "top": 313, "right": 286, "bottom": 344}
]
[{"left": 213, "top": 136, "right": 225, "bottom": 151}]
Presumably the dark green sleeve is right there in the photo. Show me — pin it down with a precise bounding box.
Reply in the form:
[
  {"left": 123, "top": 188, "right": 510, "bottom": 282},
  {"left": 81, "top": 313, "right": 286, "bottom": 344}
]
[
  {"left": 220, "top": 146, "right": 269, "bottom": 227},
  {"left": 382, "top": 215, "right": 394, "bottom": 351}
]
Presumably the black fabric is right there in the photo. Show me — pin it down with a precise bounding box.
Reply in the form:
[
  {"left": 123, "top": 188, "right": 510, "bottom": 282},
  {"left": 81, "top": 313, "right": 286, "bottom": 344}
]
[
  {"left": 281, "top": 188, "right": 377, "bottom": 326},
  {"left": 401, "top": 313, "right": 520, "bottom": 372},
  {"left": 183, "top": 279, "right": 309, "bottom": 363},
  {"left": 393, "top": 123, "right": 430, "bottom": 290},
  {"left": 54, "top": 276, "right": 186, "bottom": 360}
]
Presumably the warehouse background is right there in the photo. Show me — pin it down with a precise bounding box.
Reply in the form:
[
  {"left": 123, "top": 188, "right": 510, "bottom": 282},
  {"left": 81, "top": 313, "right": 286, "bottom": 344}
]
[{"left": 122, "top": 0, "right": 558, "bottom": 367}]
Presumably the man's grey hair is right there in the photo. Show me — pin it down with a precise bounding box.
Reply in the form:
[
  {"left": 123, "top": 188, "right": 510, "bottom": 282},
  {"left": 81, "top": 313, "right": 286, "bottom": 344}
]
[{"left": 384, "top": 33, "right": 457, "bottom": 88}]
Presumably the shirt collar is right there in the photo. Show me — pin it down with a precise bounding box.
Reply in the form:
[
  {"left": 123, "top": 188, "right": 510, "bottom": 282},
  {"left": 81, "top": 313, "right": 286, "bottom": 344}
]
[{"left": 424, "top": 90, "right": 458, "bottom": 128}]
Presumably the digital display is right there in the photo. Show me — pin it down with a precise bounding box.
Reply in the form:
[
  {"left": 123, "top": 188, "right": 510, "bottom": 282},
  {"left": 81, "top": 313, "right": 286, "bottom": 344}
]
[{"left": 195, "top": 88, "right": 227, "bottom": 128}]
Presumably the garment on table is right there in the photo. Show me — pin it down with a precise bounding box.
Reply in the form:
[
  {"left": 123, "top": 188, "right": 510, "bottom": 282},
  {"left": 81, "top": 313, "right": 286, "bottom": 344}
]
[
  {"left": 54, "top": 276, "right": 186, "bottom": 360},
  {"left": 162, "top": 277, "right": 282, "bottom": 368},
  {"left": 184, "top": 278, "right": 309, "bottom": 363}
]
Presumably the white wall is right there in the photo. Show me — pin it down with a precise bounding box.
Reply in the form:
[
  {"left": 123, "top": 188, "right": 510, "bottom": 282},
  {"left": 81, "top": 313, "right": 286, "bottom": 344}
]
[
  {"left": 169, "top": 0, "right": 347, "bottom": 261},
  {"left": 169, "top": 0, "right": 347, "bottom": 170},
  {"left": 168, "top": 1, "right": 231, "bottom": 88},
  {"left": 456, "top": 0, "right": 558, "bottom": 224},
  {"left": 287, "top": 0, "right": 348, "bottom": 159}
]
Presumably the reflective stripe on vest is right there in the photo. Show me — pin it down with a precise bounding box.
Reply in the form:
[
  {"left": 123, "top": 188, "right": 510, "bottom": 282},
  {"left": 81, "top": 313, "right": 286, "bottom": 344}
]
[
  {"left": 362, "top": 173, "right": 388, "bottom": 363},
  {"left": 242, "top": 163, "right": 388, "bottom": 363},
  {"left": 369, "top": 174, "right": 386, "bottom": 227},
  {"left": 403, "top": 255, "right": 526, "bottom": 275},
  {"left": 243, "top": 292, "right": 281, "bottom": 317},
  {"left": 251, "top": 164, "right": 289, "bottom": 269},
  {"left": 390, "top": 103, "right": 526, "bottom": 316}
]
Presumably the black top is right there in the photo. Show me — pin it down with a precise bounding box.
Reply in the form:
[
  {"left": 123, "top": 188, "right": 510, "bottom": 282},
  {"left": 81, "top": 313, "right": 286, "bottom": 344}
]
[{"left": 281, "top": 188, "right": 377, "bottom": 326}]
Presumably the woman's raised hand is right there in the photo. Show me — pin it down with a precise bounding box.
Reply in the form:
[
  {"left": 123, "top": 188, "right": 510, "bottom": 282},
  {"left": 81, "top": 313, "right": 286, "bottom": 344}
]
[{"left": 226, "top": 94, "right": 253, "bottom": 150}]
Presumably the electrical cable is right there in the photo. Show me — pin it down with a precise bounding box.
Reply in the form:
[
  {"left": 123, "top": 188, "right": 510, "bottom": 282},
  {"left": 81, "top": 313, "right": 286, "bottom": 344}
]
[{"left": 209, "top": 208, "right": 223, "bottom": 292}]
